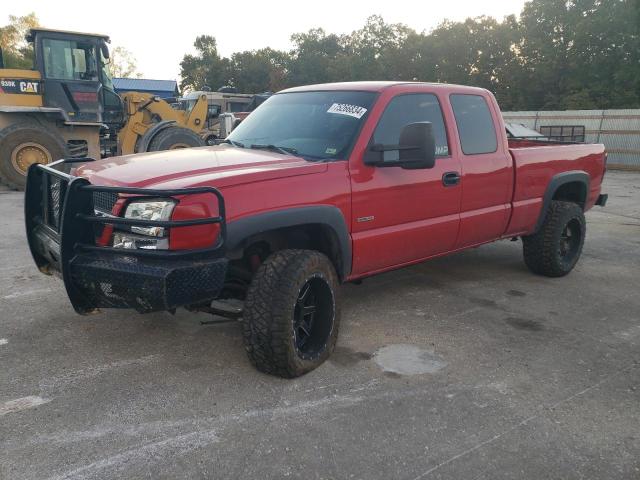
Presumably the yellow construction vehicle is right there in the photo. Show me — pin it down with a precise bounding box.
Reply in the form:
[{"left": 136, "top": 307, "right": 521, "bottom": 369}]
[{"left": 0, "top": 28, "right": 208, "bottom": 189}]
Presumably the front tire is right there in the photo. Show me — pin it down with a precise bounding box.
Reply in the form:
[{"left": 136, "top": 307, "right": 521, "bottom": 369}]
[
  {"left": 523, "top": 201, "right": 586, "bottom": 277},
  {"left": 242, "top": 250, "right": 340, "bottom": 378}
]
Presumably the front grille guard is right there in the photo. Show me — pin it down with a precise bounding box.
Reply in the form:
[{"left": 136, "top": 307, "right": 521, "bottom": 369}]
[{"left": 25, "top": 160, "right": 227, "bottom": 313}]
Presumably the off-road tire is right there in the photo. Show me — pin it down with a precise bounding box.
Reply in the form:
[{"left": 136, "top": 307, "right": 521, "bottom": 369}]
[
  {"left": 523, "top": 200, "right": 586, "bottom": 277},
  {"left": 0, "top": 122, "right": 66, "bottom": 190},
  {"left": 147, "top": 126, "right": 205, "bottom": 151},
  {"left": 242, "top": 249, "right": 340, "bottom": 378}
]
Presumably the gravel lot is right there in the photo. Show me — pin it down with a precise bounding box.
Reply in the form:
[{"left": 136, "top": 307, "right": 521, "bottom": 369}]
[{"left": 1, "top": 171, "right": 639, "bottom": 480}]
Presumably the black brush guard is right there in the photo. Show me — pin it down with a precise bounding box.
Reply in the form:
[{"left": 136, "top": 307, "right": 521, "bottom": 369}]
[{"left": 25, "top": 161, "right": 228, "bottom": 314}]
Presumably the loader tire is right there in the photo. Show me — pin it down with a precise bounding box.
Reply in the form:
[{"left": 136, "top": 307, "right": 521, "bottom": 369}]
[
  {"left": 147, "top": 126, "right": 204, "bottom": 151},
  {"left": 242, "top": 249, "right": 340, "bottom": 378},
  {"left": 522, "top": 200, "right": 586, "bottom": 277},
  {"left": 0, "top": 123, "right": 66, "bottom": 190}
]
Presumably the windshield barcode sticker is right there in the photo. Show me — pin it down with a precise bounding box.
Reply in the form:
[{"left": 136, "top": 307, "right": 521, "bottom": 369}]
[{"left": 327, "top": 103, "right": 368, "bottom": 119}]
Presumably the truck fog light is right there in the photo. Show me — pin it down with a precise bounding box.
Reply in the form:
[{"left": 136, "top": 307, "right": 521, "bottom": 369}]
[{"left": 113, "top": 232, "right": 169, "bottom": 250}]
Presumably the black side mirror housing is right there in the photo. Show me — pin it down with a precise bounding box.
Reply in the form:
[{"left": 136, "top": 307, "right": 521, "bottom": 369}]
[
  {"left": 364, "top": 122, "right": 436, "bottom": 170},
  {"left": 100, "top": 41, "right": 110, "bottom": 60}
]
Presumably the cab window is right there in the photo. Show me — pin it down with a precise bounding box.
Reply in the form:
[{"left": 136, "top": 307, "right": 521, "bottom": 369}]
[
  {"left": 372, "top": 94, "right": 450, "bottom": 161},
  {"left": 42, "top": 38, "right": 98, "bottom": 81},
  {"left": 228, "top": 101, "right": 249, "bottom": 112},
  {"left": 450, "top": 94, "right": 498, "bottom": 155}
]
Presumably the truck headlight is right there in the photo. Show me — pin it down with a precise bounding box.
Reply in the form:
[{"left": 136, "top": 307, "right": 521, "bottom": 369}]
[
  {"left": 112, "top": 199, "right": 175, "bottom": 250},
  {"left": 125, "top": 200, "right": 175, "bottom": 237}
]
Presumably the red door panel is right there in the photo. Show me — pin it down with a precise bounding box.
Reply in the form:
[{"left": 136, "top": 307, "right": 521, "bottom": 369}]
[{"left": 350, "top": 156, "right": 462, "bottom": 275}]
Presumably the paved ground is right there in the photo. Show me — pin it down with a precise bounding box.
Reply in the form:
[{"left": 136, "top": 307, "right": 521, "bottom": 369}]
[{"left": 1, "top": 171, "right": 639, "bottom": 480}]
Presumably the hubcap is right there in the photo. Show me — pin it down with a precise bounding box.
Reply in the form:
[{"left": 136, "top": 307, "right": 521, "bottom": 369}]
[
  {"left": 293, "top": 275, "right": 334, "bottom": 358},
  {"left": 559, "top": 218, "right": 581, "bottom": 259},
  {"left": 11, "top": 142, "right": 52, "bottom": 175}
]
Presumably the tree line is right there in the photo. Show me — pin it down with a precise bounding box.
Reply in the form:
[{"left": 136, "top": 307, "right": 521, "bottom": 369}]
[{"left": 180, "top": 0, "right": 640, "bottom": 111}]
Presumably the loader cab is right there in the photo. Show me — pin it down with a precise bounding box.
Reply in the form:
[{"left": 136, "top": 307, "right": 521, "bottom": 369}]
[{"left": 27, "top": 28, "right": 123, "bottom": 127}]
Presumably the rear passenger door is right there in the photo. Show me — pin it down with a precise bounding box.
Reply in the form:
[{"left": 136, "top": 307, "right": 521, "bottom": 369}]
[
  {"left": 449, "top": 94, "right": 513, "bottom": 248},
  {"left": 350, "top": 93, "right": 462, "bottom": 275}
]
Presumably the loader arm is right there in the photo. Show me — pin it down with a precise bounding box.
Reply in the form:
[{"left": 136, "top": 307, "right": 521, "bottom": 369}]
[{"left": 117, "top": 92, "right": 208, "bottom": 155}]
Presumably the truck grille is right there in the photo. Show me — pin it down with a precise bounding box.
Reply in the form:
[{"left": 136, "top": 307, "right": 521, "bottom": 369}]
[
  {"left": 43, "top": 181, "right": 117, "bottom": 233},
  {"left": 92, "top": 191, "right": 118, "bottom": 214},
  {"left": 46, "top": 177, "right": 67, "bottom": 232}
]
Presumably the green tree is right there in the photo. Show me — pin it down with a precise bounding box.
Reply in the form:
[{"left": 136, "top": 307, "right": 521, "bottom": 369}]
[
  {"left": 517, "top": 0, "right": 640, "bottom": 109},
  {"left": 0, "top": 13, "right": 39, "bottom": 69},
  {"left": 179, "top": 35, "right": 230, "bottom": 92},
  {"left": 108, "top": 46, "right": 142, "bottom": 78},
  {"left": 347, "top": 15, "right": 415, "bottom": 80},
  {"left": 227, "top": 48, "right": 288, "bottom": 92},
  {"left": 288, "top": 28, "right": 346, "bottom": 85},
  {"left": 178, "top": 2, "right": 640, "bottom": 109}
]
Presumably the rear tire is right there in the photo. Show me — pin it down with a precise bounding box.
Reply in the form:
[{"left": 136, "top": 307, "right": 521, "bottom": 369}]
[
  {"left": 0, "top": 123, "right": 66, "bottom": 190},
  {"left": 242, "top": 249, "right": 340, "bottom": 378},
  {"left": 523, "top": 201, "right": 586, "bottom": 277},
  {"left": 147, "top": 126, "right": 205, "bottom": 151}
]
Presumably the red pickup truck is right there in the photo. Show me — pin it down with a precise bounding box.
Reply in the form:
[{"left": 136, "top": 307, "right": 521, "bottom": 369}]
[{"left": 25, "top": 82, "right": 608, "bottom": 377}]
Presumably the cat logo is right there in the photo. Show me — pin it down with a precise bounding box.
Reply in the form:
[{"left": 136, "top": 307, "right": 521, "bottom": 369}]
[{"left": 19, "top": 81, "right": 39, "bottom": 94}]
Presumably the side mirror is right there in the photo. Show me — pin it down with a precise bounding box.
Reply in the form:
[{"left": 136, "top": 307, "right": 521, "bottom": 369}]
[
  {"left": 100, "top": 41, "right": 110, "bottom": 60},
  {"left": 364, "top": 122, "right": 436, "bottom": 170}
]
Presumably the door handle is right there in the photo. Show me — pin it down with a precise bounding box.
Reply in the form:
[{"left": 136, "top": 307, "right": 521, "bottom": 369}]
[{"left": 442, "top": 172, "right": 461, "bottom": 186}]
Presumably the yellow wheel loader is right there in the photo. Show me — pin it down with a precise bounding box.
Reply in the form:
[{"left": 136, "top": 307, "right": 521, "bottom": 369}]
[{"left": 0, "top": 28, "right": 208, "bottom": 189}]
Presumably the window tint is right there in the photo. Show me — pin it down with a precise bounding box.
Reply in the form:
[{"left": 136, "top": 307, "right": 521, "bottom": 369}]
[
  {"left": 43, "top": 39, "right": 98, "bottom": 81},
  {"left": 450, "top": 94, "right": 498, "bottom": 155},
  {"left": 228, "top": 101, "right": 249, "bottom": 112},
  {"left": 373, "top": 94, "right": 449, "bottom": 161}
]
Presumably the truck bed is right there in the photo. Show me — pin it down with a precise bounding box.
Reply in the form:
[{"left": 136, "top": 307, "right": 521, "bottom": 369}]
[{"left": 505, "top": 141, "right": 607, "bottom": 235}]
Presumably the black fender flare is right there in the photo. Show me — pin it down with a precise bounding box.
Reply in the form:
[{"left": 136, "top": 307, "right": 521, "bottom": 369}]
[
  {"left": 136, "top": 120, "right": 177, "bottom": 153},
  {"left": 226, "top": 206, "right": 352, "bottom": 279},
  {"left": 534, "top": 170, "right": 590, "bottom": 232}
]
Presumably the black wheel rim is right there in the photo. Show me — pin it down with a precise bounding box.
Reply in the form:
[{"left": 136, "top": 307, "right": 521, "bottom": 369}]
[
  {"left": 293, "top": 275, "right": 334, "bottom": 358},
  {"left": 559, "top": 218, "right": 581, "bottom": 260}
]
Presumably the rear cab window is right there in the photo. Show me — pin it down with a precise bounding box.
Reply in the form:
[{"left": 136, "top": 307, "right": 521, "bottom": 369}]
[
  {"left": 450, "top": 94, "right": 498, "bottom": 155},
  {"left": 372, "top": 93, "right": 450, "bottom": 161}
]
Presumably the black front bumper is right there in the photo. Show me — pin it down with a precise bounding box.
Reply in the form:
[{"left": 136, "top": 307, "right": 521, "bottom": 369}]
[{"left": 25, "top": 162, "right": 228, "bottom": 314}]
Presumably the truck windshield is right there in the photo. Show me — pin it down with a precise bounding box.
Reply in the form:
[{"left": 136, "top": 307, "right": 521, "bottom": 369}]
[{"left": 227, "top": 90, "right": 377, "bottom": 161}]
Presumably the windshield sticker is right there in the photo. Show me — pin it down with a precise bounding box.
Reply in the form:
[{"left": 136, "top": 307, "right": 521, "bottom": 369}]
[
  {"left": 327, "top": 103, "right": 368, "bottom": 119},
  {"left": 325, "top": 147, "right": 337, "bottom": 155}
]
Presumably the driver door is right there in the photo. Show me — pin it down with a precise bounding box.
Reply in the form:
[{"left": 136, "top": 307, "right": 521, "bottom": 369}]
[
  {"left": 349, "top": 92, "right": 462, "bottom": 276},
  {"left": 38, "top": 36, "right": 101, "bottom": 123}
]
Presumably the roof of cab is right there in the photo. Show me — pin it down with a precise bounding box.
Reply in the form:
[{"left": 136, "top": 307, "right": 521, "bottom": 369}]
[
  {"left": 27, "top": 28, "right": 110, "bottom": 42},
  {"left": 279, "top": 81, "right": 484, "bottom": 94}
]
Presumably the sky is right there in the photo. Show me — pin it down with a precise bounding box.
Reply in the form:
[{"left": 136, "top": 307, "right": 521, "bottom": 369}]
[{"left": 5, "top": 0, "right": 528, "bottom": 81}]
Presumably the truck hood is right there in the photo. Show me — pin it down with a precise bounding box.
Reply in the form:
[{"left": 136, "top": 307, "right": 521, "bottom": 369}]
[{"left": 74, "top": 144, "right": 327, "bottom": 189}]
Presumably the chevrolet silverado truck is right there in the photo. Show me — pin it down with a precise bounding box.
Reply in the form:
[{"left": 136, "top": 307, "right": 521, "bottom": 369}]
[{"left": 24, "top": 82, "right": 608, "bottom": 378}]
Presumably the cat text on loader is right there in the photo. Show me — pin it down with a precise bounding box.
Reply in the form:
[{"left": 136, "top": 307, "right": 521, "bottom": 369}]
[{"left": 0, "top": 28, "right": 208, "bottom": 189}]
